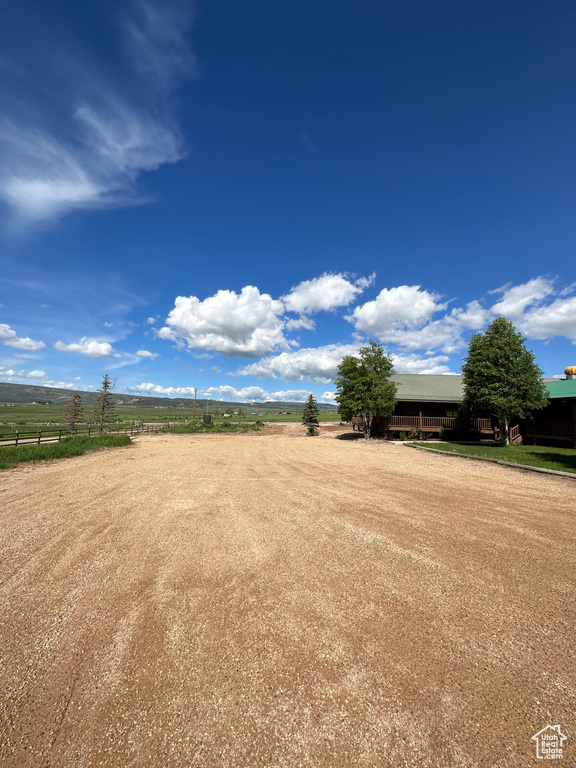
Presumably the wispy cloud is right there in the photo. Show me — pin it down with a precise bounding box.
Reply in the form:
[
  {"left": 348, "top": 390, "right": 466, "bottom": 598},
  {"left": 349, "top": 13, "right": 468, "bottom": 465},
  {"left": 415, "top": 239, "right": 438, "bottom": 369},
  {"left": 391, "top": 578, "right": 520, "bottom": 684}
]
[
  {"left": 121, "top": 0, "right": 197, "bottom": 86},
  {"left": 0, "top": 1, "right": 195, "bottom": 225}
]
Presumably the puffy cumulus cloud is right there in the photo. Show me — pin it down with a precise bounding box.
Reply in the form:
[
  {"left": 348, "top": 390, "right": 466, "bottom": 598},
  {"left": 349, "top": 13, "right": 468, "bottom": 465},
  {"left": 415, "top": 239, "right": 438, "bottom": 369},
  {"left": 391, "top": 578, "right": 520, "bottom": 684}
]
[
  {"left": 127, "top": 382, "right": 196, "bottom": 396},
  {"left": 378, "top": 301, "right": 491, "bottom": 354},
  {"left": 0, "top": 323, "right": 45, "bottom": 351},
  {"left": 348, "top": 285, "right": 444, "bottom": 336},
  {"left": 127, "top": 381, "right": 324, "bottom": 403},
  {"left": 236, "top": 344, "right": 359, "bottom": 383},
  {"left": 159, "top": 287, "right": 289, "bottom": 357},
  {"left": 319, "top": 391, "right": 337, "bottom": 404},
  {"left": 390, "top": 353, "right": 452, "bottom": 375},
  {"left": 0, "top": 366, "right": 46, "bottom": 380},
  {"left": 284, "top": 316, "right": 315, "bottom": 331},
  {"left": 490, "top": 277, "right": 555, "bottom": 321},
  {"left": 282, "top": 273, "right": 370, "bottom": 315},
  {"left": 136, "top": 349, "right": 159, "bottom": 359},
  {"left": 54, "top": 337, "right": 122, "bottom": 358},
  {"left": 46, "top": 381, "right": 76, "bottom": 389},
  {"left": 204, "top": 385, "right": 319, "bottom": 403},
  {"left": 519, "top": 295, "right": 576, "bottom": 342}
]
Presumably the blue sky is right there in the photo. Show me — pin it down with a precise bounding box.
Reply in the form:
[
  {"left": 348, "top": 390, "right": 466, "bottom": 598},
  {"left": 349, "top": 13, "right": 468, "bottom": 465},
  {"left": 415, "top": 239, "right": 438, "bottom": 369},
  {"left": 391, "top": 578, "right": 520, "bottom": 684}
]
[{"left": 1, "top": 0, "right": 576, "bottom": 403}]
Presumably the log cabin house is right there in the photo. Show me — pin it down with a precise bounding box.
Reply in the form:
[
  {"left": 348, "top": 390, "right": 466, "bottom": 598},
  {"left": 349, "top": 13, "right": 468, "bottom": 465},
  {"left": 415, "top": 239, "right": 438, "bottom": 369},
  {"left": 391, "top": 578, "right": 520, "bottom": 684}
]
[{"left": 361, "top": 370, "right": 576, "bottom": 446}]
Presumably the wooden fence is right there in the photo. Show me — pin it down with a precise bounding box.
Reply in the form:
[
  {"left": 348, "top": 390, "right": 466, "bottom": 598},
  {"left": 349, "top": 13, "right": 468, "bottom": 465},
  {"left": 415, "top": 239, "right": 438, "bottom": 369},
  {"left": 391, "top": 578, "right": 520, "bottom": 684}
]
[{"left": 0, "top": 423, "right": 180, "bottom": 448}]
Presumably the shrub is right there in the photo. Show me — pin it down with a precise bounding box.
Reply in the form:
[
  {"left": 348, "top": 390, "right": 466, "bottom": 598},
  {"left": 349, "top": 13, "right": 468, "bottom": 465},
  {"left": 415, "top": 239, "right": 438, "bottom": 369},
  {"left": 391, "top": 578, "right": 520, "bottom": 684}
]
[
  {"left": 408, "top": 426, "right": 419, "bottom": 440},
  {"left": 398, "top": 431, "right": 407, "bottom": 441}
]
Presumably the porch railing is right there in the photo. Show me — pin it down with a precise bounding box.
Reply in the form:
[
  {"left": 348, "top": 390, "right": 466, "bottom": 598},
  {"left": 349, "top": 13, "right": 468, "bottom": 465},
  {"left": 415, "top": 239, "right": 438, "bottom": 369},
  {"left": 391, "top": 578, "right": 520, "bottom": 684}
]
[
  {"left": 530, "top": 420, "right": 574, "bottom": 438},
  {"left": 382, "top": 416, "right": 493, "bottom": 431}
]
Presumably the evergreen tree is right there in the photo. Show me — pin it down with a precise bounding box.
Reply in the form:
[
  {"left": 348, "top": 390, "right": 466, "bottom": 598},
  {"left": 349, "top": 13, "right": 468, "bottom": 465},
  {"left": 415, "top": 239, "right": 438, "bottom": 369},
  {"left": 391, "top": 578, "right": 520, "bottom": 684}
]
[
  {"left": 462, "top": 317, "right": 548, "bottom": 444},
  {"left": 65, "top": 392, "right": 84, "bottom": 433},
  {"left": 335, "top": 341, "right": 397, "bottom": 439},
  {"left": 302, "top": 394, "right": 320, "bottom": 436},
  {"left": 91, "top": 374, "right": 116, "bottom": 435}
]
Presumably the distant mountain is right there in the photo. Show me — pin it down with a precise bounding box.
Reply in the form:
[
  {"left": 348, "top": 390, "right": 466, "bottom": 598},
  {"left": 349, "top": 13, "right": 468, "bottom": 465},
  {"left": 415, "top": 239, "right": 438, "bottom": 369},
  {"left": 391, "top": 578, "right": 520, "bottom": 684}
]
[{"left": 0, "top": 381, "right": 336, "bottom": 410}]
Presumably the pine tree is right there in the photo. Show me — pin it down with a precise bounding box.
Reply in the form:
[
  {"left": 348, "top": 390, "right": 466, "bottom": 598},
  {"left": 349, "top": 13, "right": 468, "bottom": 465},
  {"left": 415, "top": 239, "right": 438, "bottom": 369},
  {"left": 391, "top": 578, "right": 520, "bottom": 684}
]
[
  {"left": 91, "top": 374, "right": 116, "bottom": 435},
  {"left": 65, "top": 392, "right": 84, "bottom": 433},
  {"left": 302, "top": 394, "right": 320, "bottom": 436},
  {"left": 462, "top": 317, "right": 549, "bottom": 444}
]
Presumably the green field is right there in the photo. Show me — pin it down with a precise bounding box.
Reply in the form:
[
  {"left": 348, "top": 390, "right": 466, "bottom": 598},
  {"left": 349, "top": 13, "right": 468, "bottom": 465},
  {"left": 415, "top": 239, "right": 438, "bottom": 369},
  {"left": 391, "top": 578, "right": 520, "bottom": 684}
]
[
  {"left": 0, "top": 403, "right": 342, "bottom": 433},
  {"left": 413, "top": 442, "right": 576, "bottom": 475},
  {"left": 0, "top": 434, "right": 132, "bottom": 470}
]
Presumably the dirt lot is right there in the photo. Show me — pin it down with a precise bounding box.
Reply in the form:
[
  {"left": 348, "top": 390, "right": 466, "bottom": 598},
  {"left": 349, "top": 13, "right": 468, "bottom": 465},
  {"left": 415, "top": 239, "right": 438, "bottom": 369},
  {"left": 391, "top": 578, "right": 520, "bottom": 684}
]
[{"left": 1, "top": 424, "right": 574, "bottom": 767}]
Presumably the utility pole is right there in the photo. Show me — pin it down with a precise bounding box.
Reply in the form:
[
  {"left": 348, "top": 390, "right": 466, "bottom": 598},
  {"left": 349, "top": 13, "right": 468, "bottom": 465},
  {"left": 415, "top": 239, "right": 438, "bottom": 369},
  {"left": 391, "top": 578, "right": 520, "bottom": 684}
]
[{"left": 193, "top": 388, "right": 197, "bottom": 421}]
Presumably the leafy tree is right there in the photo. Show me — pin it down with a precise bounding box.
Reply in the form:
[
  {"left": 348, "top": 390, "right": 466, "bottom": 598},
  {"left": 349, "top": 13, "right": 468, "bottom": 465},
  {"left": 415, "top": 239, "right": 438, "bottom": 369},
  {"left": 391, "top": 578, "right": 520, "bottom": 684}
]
[
  {"left": 91, "top": 374, "right": 117, "bottom": 435},
  {"left": 237, "top": 407, "right": 244, "bottom": 417},
  {"left": 462, "top": 317, "right": 548, "bottom": 444},
  {"left": 65, "top": 392, "right": 84, "bottom": 433},
  {"left": 301, "top": 394, "right": 320, "bottom": 436},
  {"left": 335, "top": 341, "right": 397, "bottom": 439}
]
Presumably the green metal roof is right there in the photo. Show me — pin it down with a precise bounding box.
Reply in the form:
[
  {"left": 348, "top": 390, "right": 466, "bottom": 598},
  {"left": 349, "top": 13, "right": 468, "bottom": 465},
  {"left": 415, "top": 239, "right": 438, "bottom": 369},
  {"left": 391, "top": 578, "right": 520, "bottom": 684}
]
[
  {"left": 545, "top": 379, "right": 576, "bottom": 399},
  {"left": 390, "top": 374, "right": 576, "bottom": 402},
  {"left": 392, "top": 374, "right": 464, "bottom": 402}
]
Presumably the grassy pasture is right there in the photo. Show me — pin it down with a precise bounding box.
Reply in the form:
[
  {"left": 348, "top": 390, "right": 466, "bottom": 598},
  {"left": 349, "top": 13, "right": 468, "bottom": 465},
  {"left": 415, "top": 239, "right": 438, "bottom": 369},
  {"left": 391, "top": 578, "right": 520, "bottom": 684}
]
[
  {"left": 413, "top": 441, "right": 576, "bottom": 475},
  {"left": 0, "top": 403, "right": 342, "bottom": 431}
]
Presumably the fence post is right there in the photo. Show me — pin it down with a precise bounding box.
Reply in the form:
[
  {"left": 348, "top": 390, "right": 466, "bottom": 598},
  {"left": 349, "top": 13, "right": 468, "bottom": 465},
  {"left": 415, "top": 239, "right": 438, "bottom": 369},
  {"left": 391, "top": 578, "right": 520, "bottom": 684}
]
[
  {"left": 59, "top": 429, "right": 62, "bottom": 442},
  {"left": 15, "top": 432, "right": 19, "bottom": 447}
]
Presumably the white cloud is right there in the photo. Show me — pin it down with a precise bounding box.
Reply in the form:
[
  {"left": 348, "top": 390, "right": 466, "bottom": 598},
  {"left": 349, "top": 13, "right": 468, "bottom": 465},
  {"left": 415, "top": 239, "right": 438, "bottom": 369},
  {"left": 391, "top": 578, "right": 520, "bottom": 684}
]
[
  {"left": 127, "top": 381, "right": 331, "bottom": 404},
  {"left": 284, "top": 316, "right": 315, "bottom": 331},
  {"left": 0, "top": 1, "right": 194, "bottom": 224},
  {"left": 54, "top": 337, "right": 122, "bottom": 358},
  {"left": 375, "top": 301, "right": 490, "bottom": 354},
  {"left": 127, "top": 382, "right": 196, "bottom": 396},
  {"left": 282, "top": 273, "right": 369, "bottom": 315},
  {"left": 348, "top": 285, "right": 444, "bottom": 336},
  {"left": 355, "top": 272, "right": 376, "bottom": 290},
  {"left": 490, "top": 277, "right": 555, "bottom": 321},
  {"left": 0, "top": 323, "right": 45, "bottom": 351},
  {"left": 0, "top": 366, "right": 46, "bottom": 380},
  {"left": 237, "top": 344, "right": 359, "bottom": 383},
  {"left": 121, "top": 0, "right": 196, "bottom": 86},
  {"left": 136, "top": 349, "right": 159, "bottom": 359},
  {"left": 160, "top": 286, "right": 289, "bottom": 357},
  {"left": 390, "top": 353, "right": 452, "bottom": 375},
  {"left": 46, "top": 381, "right": 76, "bottom": 389},
  {"left": 146, "top": 316, "right": 158, "bottom": 324},
  {"left": 519, "top": 295, "right": 576, "bottom": 342},
  {"left": 204, "top": 385, "right": 318, "bottom": 403},
  {"left": 319, "top": 391, "right": 337, "bottom": 404}
]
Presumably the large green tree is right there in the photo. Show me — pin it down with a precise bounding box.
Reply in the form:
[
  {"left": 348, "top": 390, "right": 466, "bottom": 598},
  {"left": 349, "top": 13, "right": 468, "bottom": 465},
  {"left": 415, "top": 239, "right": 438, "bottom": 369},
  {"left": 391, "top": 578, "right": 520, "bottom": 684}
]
[
  {"left": 91, "top": 374, "right": 117, "bottom": 435},
  {"left": 462, "top": 317, "right": 548, "bottom": 444},
  {"left": 301, "top": 394, "right": 320, "bottom": 436},
  {"left": 335, "top": 341, "right": 397, "bottom": 439}
]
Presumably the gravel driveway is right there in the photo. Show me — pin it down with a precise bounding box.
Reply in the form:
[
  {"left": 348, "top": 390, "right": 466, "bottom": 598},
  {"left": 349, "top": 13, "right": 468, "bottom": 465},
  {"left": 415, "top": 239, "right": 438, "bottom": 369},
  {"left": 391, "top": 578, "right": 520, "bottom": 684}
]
[{"left": 1, "top": 425, "right": 574, "bottom": 767}]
